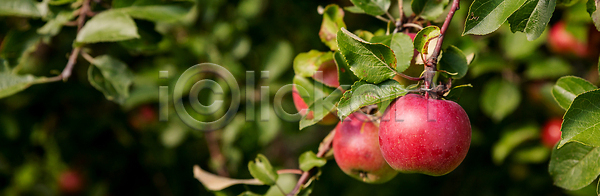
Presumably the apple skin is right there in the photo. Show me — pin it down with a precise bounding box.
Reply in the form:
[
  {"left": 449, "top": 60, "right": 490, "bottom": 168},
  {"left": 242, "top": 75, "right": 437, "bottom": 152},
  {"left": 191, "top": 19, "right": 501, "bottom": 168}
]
[
  {"left": 548, "top": 21, "right": 588, "bottom": 57},
  {"left": 333, "top": 112, "right": 398, "bottom": 183},
  {"left": 379, "top": 94, "right": 471, "bottom": 176},
  {"left": 58, "top": 170, "right": 84, "bottom": 194},
  {"left": 541, "top": 118, "right": 563, "bottom": 149}
]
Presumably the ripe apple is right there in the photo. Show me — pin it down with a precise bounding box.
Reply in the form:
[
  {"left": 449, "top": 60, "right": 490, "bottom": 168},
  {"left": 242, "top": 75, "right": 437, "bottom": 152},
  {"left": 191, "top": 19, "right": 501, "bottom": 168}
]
[
  {"left": 541, "top": 118, "right": 562, "bottom": 148},
  {"left": 333, "top": 112, "right": 398, "bottom": 183},
  {"left": 58, "top": 169, "right": 85, "bottom": 194},
  {"left": 129, "top": 105, "right": 157, "bottom": 130},
  {"left": 548, "top": 21, "right": 588, "bottom": 57},
  {"left": 379, "top": 94, "right": 471, "bottom": 176}
]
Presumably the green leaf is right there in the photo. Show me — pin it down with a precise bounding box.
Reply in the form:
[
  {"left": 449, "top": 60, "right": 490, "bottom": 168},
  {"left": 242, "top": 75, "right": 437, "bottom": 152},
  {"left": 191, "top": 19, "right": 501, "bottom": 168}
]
[
  {"left": 0, "top": 29, "right": 41, "bottom": 67},
  {"left": 551, "top": 76, "right": 597, "bottom": 110},
  {"left": 336, "top": 80, "right": 408, "bottom": 119},
  {"left": 411, "top": 0, "right": 450, "bottom": 20},
  {"left": 334, "top": 51, "right": 359, "bottom": 86},
  {"left": 349, "top": 0, "right": 391, "bottom": 16},
  {"left": 293, "top": 50, "right": 333, "bottom": 78},
  {"left": 76, "top": 10, "right": 139, "bottom": 43},
  {"left": 37, "top": 10, "right": 76, "bottom": 36},
  {"left": 549, "top": 142, "right": 600, "bottom": 190},
  {"left": 337, "top": 28, "right": 397, "bottom": 84},
  {"left": 525, "top": 57, "right": 571, "bottom": 80},
  {"left": 557, "top": 89, "right": 600, "bottom": 148},
  {"left": 0, "top": 72, "right": 39, "bottom": 99},
  {"left": 469, "top": 54, "right": 507, "bottom": 77},
  {"left": 87, "top": 55, "right": 134, "bottom": 104},
  {"left": 501, "top": 30, "right": 547, "bottom": 59},
  {"left": 299, "top": 88, "right": 343, "bottom": 129},
  {"left": 588, "top": 0, "right": 600, "bottom": 31},
  {"left": 481, "top": 78, "right": 521, "bottom": 122},
  {"left": 0, "top": 0, "right": 41, "bottom": 17},
  {"left": 463, "top": 0, "right": 528, "bottom": 35},
  {"left": 513, "top": 146, "right": 550, "bottom": 163},
  {"left": 370, "top": 33, "right": 414, "bottom": 73},
  {"left": 238, "top": 191, "right": 263, "bottom": 196},
  {"left": 492, "top": 123, "right": 538, "bottom": 164},
  {"left": 292, "top": 76, "right": 332, "bottom": 107},
  {"left": 507, "top": 0, "right": 556, "bottom": 40},
  {"left": 344, "top": 6, "right": 366, "bottom": 14},
  {"left": 119, "top": 5, "right": 191, "bottom": 22},
  {"left": 438, "top": 45, "right": 468, "bottom": 79},
  {"left": 247, "top": 154, "right": 278, "bottom": 186},
  {"left": 263, "top": 41, "right": 293, "bottom": 80},
  {"left": 320, "top": 4, "right": 346, "bottom": 51},
  {"left": 193, "top": 165, "right": 263, "bottom": 191},
  {"left": 413, "top": 26, "right": 440, "bottom": 55},
  {"left": 298, "top": 151, "right": 327, "bottom": 172}
]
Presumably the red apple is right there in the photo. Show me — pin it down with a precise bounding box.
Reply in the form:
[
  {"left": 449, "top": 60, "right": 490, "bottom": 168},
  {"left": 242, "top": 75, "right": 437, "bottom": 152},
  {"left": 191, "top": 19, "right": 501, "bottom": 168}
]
[
  {"left": 379, "top": 94, "right": 471, "bottom": 176},
  {"left": 129, "top": 105, "right": 157, "bottom": 130},
  {"left": 333, "top": 112, "right": 398, "bottom": 183},
  {"left": 541, "top": 118, "right": 562, "bottom": 148},
  {"left": 58, "top": 170, "right": 85, "bottom": 194},
  {"left": 548, "top": 21, "right": 588, "bottom": 57}
]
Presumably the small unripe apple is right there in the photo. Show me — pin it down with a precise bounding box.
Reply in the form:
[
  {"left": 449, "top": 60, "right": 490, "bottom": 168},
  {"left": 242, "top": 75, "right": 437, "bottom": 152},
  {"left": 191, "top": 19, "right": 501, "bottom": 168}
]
[
  {"left": 548, "top": 21, "right": 588, "bottom": 57},
  {"left": 129, "top": 105, "right": 157, "bottom": 130},
  {"left": 58, "top": 169, "right": 84, "bottom": 194},
  {"left": 379, "top": 94, "right": 471, "bottom": 176},
  {"left": 333, "top": 112, "right": 398, "bottom": 183},
  {"left": 541, "top": 118, "right": 562, "bottom": 148}
]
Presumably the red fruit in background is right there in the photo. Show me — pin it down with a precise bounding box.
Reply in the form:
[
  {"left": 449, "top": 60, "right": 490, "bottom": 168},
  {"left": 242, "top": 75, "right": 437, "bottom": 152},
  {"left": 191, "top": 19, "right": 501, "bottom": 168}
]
[
  {"left": 541, "top": 118, "right": 563, "bottom": 148},
  {"left": 333, "top": 112, "right": 398, "bottom": 183},
  {"left": 313, "top": 60, "right": 340, "bottom": 88},
  {"left": 548, "top": 21, "right": 588, "bottom": 57},
  {"left": 58, "top": 170, "right": 84, "bottom": 194},
  {"left": 129, "top": 105, "right": 157, "bottom": 130},
  {"left": 379, "top": 94, "right": 471, "bottom": 176},
  {"left": 407, "top": 32, "right": 417, "bottom": 41}
]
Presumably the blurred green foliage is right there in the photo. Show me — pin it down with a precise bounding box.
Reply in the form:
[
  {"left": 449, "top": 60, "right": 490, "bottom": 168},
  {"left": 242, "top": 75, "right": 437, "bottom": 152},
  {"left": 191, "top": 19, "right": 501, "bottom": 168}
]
[{"left": 0, "top": 0, "right": 599, "bottom": 195}]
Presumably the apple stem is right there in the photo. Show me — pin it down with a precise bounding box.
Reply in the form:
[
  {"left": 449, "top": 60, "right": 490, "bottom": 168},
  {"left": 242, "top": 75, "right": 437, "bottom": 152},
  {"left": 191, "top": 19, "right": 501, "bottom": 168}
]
[
  {"left": 423, "top": 0, "right": 460, "bottom": 99},
  {"left": 287, "top": 129, "right": 335, "bottom": 196}
]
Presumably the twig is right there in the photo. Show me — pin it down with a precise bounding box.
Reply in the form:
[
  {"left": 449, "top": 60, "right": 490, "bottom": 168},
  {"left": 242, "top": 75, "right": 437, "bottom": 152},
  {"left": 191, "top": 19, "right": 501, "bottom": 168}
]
[
  {"left": 205, "top": 131, "right": 229, "bottom": 177},
  {"left": 287, "top": 129, "right": 335, "bottom": 196},
  {"left": 44, "top": 0, "right": 93, "bottom": 83},
  {"left": 277, "top": 169, "right": 303, "bottom": 175},
  {"left": 393, "top": 0, "right": 404, "bottom": 34},
  {"left": 375, "top": 15, "right": 390, "bottom": 23},
  {"left": 403, "top": 23, "right": 424, "bottom": 30},
  {"left": 424, "top": 0, "right": 460, "bottom": 98},
  {"left": 385, "top": 12, "right": 396, "bottom": 25},
  {"left": 398, "top": 72, "right": 424, "bottom": 81}
]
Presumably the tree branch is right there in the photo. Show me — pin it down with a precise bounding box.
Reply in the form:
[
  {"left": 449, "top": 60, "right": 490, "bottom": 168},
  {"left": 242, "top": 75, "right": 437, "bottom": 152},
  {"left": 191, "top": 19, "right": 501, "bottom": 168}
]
[
  {"left": 45, "top": 0, "right": 92, "bottom": 83},
  {"left": 424, "top": 0, "right": 460, "bottom": 98},
  {"left": 287, "top": 129, "right": 335, "bottom": 196}
]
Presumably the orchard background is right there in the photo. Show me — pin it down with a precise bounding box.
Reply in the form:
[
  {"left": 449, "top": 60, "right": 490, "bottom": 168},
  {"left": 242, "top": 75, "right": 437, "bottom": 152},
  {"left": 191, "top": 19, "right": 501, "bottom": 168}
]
[{"left": 1, "top": 0, "right": 600, "bottom": 195}]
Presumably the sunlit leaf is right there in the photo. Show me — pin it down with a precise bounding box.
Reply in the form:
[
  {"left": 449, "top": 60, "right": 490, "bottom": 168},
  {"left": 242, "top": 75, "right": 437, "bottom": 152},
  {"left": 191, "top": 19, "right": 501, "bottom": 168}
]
[
  {"left": 463, "top": 0, "right": 528, "bottom": 35},
  {"left": 337, "top": 28, "right": 397, "bottom": 84},
  {"left": 551, "top": 76, "right": 597, "bottom": 110},
  {"left": 320, "top": 4, "right": 346, "bottom": 51},
  {"left": 193, "top": 165, "right": 262, "bottom": 191},
  {"left": 248, "top": 154, "right": 278, "bottom": 185},
  {"left": 76, "top": 10, "right": 139, "bottom": 43},
  {"left": 349, "top": 0, "right": 391, "bottom": 16},
  {"left": 0, "top": 0, "right": 41, "bottom": 17},
  {"left": 557, "top": 89, "right": 600, "bottom": 148},
  {"left": 337, "top": 80, "right": 408, "bottom": 119},
  {"left": 299, "top": 151, "right": 327, "bottom": 172},
  {"left": 370, "top": 33, "right": 414, "bottom": 73},
  {"left": 413, "top": 26, "right": 440, "bottom": 55},
  {"left": 507, "top": 0, "right": 556, "bottom": 40}
]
